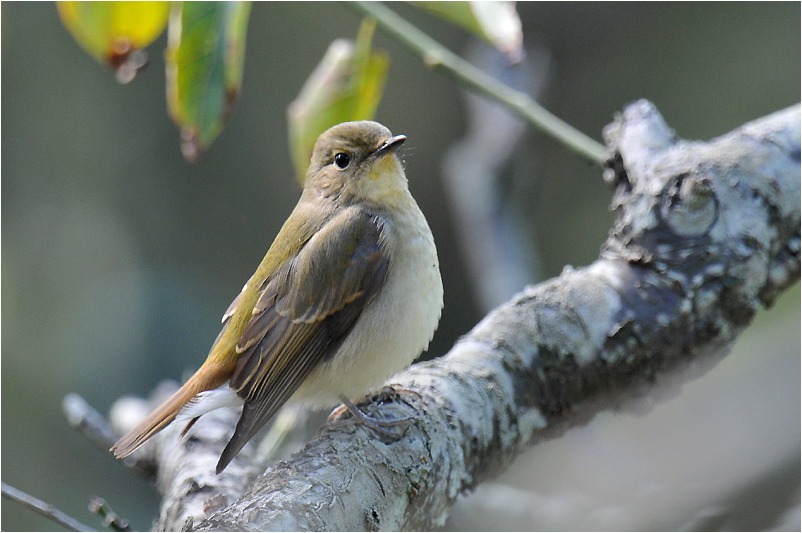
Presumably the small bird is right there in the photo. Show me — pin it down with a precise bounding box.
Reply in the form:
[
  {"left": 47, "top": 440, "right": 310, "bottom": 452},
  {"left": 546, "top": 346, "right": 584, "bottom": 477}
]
[{"left": 111, "top": 121, "right": 443, "bottom": 473}]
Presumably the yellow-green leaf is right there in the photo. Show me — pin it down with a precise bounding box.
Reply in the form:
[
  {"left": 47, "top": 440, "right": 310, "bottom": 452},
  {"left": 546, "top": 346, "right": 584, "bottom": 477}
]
[
  {"left": 57, "top": 1, "right": 169, "bottom": 83},
  {"left": 166, "top": 2, "right": 251, "bottom": 162},
  {"left": 414, "top": 1, "right": 523, "bottom": 63},
  {"left": 287, "top": 19, "right": 389, "bottom": 183}
]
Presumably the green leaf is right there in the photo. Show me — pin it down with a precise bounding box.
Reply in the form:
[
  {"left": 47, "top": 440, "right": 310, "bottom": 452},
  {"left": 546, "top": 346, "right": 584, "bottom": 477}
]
[
  {"left": 166, "top": 2, "right": 251, "bottom": 162},
  {"left": 287, "top": 19, "right": 390, "bottom": 183},
  {"left": 57, "top": 1, "right": 170, "bottom": 83},
  {"left": 414, "top": 1, "right": 523, "bottom": 63}
]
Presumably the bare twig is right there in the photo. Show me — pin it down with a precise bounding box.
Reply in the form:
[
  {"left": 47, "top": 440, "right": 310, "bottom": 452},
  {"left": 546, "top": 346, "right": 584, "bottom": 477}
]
[
  {"left": 62, "top": 393, "right": 119, "bottom": 449},
  {"left": 63, "top": 393, "right": 156, "bottom": 479},
  {"left": 347, "top": 1, "right": 608, "bottom": 165},
  {"left": 2, "top": 482, "right": 94, "bottom": 532},
  {"left": 88, "top": 497, "right": 132, "bottom": 532},
  {"left": 442, "top": 40, "right": 550, "bottom": 309}
]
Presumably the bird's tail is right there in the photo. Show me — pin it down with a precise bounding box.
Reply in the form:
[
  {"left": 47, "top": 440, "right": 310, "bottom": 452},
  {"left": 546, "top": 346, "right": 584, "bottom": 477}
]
[{"left": 110, "top": 364, "right": 229, "bottom": 459}]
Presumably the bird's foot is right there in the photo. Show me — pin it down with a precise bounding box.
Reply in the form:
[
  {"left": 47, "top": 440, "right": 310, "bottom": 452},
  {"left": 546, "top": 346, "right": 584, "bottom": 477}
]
[{"left": 328, "top": 391, "right": 413, "bottom": 438}]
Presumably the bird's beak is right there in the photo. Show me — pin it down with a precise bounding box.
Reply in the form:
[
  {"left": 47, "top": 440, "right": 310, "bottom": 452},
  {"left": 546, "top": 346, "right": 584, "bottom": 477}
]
[{"left": 372, "top": 134, "right": 407, "bottom": 158}]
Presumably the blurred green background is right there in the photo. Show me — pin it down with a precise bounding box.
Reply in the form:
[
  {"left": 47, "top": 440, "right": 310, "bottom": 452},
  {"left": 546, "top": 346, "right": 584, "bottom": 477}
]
[{"left": 2, "top": 2, "right": 799, "bottom": 531}]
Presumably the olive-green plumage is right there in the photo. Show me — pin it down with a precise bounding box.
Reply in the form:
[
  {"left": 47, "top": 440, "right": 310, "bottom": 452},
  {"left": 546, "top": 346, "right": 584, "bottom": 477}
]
[{"left": 111, "top": 121, "right": 443, "bottom": 473}]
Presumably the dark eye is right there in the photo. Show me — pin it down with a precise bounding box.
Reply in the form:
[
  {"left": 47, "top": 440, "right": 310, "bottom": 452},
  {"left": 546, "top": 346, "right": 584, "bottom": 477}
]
[{"left": 333, "top": 152, "right": 351, "bottom": 169}]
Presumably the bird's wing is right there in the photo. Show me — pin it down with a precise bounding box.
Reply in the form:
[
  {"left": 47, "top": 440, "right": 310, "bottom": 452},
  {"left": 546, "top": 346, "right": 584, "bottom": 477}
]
[{"left": 216, "top": 206, "right": 389, "bottom": 472}]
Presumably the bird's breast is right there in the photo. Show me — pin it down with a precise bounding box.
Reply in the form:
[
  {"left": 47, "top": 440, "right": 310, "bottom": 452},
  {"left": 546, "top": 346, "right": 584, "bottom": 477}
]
[{"left": 290, "top": 197, "right": 444, "bottom": 406}]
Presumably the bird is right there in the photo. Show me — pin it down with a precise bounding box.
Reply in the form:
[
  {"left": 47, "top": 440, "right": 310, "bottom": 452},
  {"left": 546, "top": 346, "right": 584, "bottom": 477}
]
[{"left": 111, "top": 120, "right": 444, "bottom": 473}]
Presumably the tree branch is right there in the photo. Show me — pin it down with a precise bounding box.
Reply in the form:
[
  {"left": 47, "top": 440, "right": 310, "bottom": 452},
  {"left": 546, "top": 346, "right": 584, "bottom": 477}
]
[
  {"left": 346, "top": 1, "right": 608, "bottom": 165},
  {"left": 105, "top": 101, "right": 800, "bottom": 530},
  {"left": 1, "top": 482, "right": 94, "bottom": 532}
]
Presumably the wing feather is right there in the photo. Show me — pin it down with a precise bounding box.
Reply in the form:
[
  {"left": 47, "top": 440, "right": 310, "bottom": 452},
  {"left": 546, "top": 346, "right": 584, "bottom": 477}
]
[{"left": 215, "top": 207, "right": 390, "bottom": 473}]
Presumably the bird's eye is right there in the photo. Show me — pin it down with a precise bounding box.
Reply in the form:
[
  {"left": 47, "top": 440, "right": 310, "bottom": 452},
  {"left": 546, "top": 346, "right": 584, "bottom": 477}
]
[{"left": 333, "top": 152, "right": 351, "bottom": 169}]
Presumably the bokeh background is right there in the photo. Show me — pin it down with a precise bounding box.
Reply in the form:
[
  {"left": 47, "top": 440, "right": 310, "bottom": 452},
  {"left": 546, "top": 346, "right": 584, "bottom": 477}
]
[{"left": 2, "top": 2, "right": 799, "bottom": 530}]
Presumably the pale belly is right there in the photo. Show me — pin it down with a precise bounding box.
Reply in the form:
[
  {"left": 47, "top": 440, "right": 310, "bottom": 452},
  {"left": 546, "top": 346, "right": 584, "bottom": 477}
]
[{"left": 290, "top": 211, "right": 443, "bottom": 407}]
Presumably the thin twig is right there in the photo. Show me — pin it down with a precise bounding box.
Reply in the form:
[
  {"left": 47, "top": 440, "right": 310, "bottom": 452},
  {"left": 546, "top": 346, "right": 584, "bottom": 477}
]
[
  {"left": 63, "top": 393, "right": 156, "bottom": 479},
  {"left": 1, "top": 482, "right": 95, "bottom": 532},
  {"left": 62, "top": 393, "right": 120, "bottom": 450},
  {"left": 346, "top": 1, "right": 608, "bottom": 165},
  {"left": 88, "top": 496, "right": 133, "bottom": 532}
]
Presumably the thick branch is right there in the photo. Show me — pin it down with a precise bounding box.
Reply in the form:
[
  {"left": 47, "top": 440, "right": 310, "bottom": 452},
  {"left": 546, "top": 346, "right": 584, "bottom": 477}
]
[{"left": 107, "top": 102, "right": 800, "bottom": 531}]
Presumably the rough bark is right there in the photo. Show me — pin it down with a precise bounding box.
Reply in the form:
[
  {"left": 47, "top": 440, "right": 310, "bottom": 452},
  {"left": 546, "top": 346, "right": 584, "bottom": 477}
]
[{"left": 107, "top": 100, "right": 800, "bottom": 531}]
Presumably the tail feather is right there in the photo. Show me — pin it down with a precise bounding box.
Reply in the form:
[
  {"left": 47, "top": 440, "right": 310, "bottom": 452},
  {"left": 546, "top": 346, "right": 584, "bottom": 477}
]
[{"left": 110, "top": 366, "right": 229, "bottom": 459}]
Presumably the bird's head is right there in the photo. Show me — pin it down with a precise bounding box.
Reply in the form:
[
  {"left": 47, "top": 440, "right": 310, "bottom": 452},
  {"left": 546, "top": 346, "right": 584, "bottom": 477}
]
[{"left": 305, "top": 121, "right": 409, "bottom": 205}]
